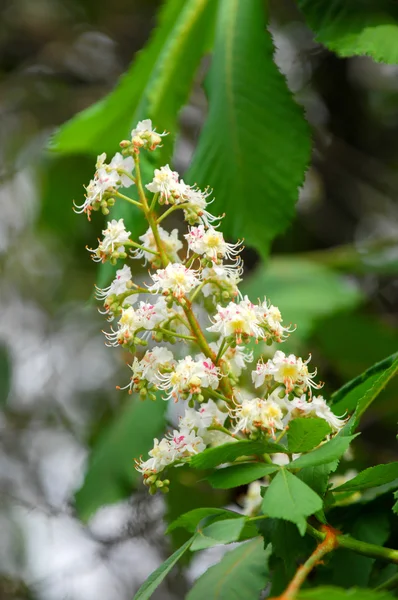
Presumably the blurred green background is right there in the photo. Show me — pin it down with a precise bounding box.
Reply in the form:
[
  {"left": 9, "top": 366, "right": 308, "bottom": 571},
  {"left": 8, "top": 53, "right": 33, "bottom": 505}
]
[{"left": 0, "top": 0, "right": 397, "bottom": 598}]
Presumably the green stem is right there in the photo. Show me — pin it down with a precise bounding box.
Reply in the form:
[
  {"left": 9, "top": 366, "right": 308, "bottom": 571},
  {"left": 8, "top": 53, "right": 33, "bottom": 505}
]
[
  {"left": 114, "top": 191, "right": 143, "bottom": 209},
  {"left": 207, "top": 388, "right": 234, "bottom": 407},
  {"left": 156, "top": 202, "right": 190, "bottom": 224},
  {"left": 190, "top": 279, "right": 209, "bottom": 303},
  {"left": 273, "top": 526, "right": 338, "bottom": 600},
  {"left": 306, "top": 524, "right": 398, "bottom": 565},
  {"left": 375, "top": 571, "right": 398, "bottom": 592},
  {"left": 207, "top": 424, "right": 235, "bottom": 438},
  {"left": 150, "top": 192, "right": 159, "bottom": 212},
  {"left": 124, "top": 241, "right": 159, "bottom": 256},
  {"left": 118, "top": 169, "right": 136, "bottom": 183},
  {"left": 158, "top": 328, "right": 196, "bottom": 342}
]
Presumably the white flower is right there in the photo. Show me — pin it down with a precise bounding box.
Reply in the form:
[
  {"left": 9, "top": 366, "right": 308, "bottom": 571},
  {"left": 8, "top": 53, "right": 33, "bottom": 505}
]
[
  {"left": 202, "top": 260, "right": 243, "bottom": 299},
  {"left": 139, "top": 226, "right": 182, "bottom": 263},
  {"left": 210, "top": 341, "right": 253, "bottom": 378},
  {"left": 104, "top": 298, "right": 168, "bottom": 346},
  {"left": 231, "top": 397, "right": 284, "bottom": 436},
  {"left": 176, "top": 181, "right": 220, "bottom": 226},
  {"left": 252, "top": 351, "right": 320, "bottom": 393},
  {"left": 179, "top": 400, "right": 227, "bottom": 435},
  {"left": 157, "top": 356, "right": 220, "bottom": 401},
  {"left": 146, "top": 165, "right": 179, "bottom": 200},
  {"left": 136, "top": 437, "right": 174, "bottom": 475},
  {"left": 185, "top": 225, "right": 242, "bottom": 262},
  {"left": 167, "top": 429, "right": 206, "bottom": 460},
  {"left": 148, "top": 263, "right": 200, "bottom": 298},
  {"left": 88, "top": 219, "right": 131, "bottom": 263},
  {"left": 207, "top": 296, "right": 263, "bottom": 340},
  {"left": 95, "top": 265, "right": 132, "bottom": 300},
  {"left": 130, "top": 119, "right": 167, "bottom": 150},
  {"left": 287, "top": 395, "right": 347, "bottom": 432},
  {"left": 140, "top": 346, "right": 175, "bottom": 384},
  {"left": 107, "top": 152, "right": 135, "bottom": 188},
  {"left": 241, "top": 481, "right": 264, "bottom": 516},
  {"left": 254, "top": 299, "right": 294, "bottom": 342}
]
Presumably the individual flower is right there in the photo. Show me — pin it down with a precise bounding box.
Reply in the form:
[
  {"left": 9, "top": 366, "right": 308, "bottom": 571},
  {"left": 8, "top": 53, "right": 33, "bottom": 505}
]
[
  {"left": 254, "top": 298, "right": 294, "bottom": 342},
  {"left": 87, "top": 219, "right": 131, "bottom": 263},
  {"left": 157, "top": 356, "right": 221, "bottom": 401},
  {"left": 139, "top": 226, "right": 182, "bottom": 263},
  {"left": 119, "top": 347, "right": 176, "bottom": 394},
  {"left": 287, "top": 394, "right": 347, "bottom": 432},
  {"left": 136, "top": 428, "right": 205, "bottom": 479},
  {"left": 252, "top": 351, "right": 320, "bottom": 393},
  {"left": 95, "top": 265, "right": 133, "bottom": 300},
  {"left": 146, "top": 165, "right": 179, "bottom": 201},
  {"left": 104, "top": 298, "right": 168, "bottom": 346},
  {"left": 207, "top": 296, "right": 263, "bottom": 341},
  {"left": 74, "top": 153, "right": 134, "bottom": 218},
  {"left": 176, "top": 181, "right": 220, "bottom": 226},
  {"left": 202, "top": 260, "right": 243, "bottom": 301},
  {"left": 148, "top": 263, "right": 200, "bottom": 298},
  {"left": 185, "top": 225, "right": 242, "bottom": 262},
  {"left": 230, "top": 396, "right": 284, "bottom": 436},
  {"left": 130, "top": 119, "right": 167, "bottom": 150},
  {"left": 210, "top": 341, "right": 253, "bottom": 378}
]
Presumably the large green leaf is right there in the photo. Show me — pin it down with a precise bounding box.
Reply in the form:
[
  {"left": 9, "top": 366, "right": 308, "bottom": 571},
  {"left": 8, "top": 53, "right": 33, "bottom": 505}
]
[
  {"left": 287, "top": 418, "right": 332, "bottom": 453},
  {"left": 261, "top": 469, "right": 323, "bottom": 535},
  {"left": 288, "top": 434, "right": 357, "bottom": 470},
  {"left": 242, "top": 258, "right": 362, "bottom": 343},
  {"left": 188, "top": 0, "right": 311, "bottom": 257},
  {"left": 187, "top": 538, "right": 271, "bottom": 600},
  {"left": 351, "top": 355, "right": 398, "bottom": 429},
  {"left": 189, "top": 440, "right": 285, "bottom": 470},
  {"left": 297, "top": 1, "right": 398, "bottom": 64},
  {"left": 190, "top": 517, "right": 246, "bottom": 551},
  {"left": 334, "top": 463, "right": 398, "bottom": 493},
  {"left": 75, "top": 397, "right": 166, "bottom": 521},
  {"left": 51, "top": 0, "right": 215, "bottom": 156},
  {"left": 298, "top": 461, "right": 339, "bottom": 497},
  {"left": 298, "top": 587, "right": 395, "bottom": 600},
  {"left": 207, "top": 463, "right": 279, "bottom": 489},
  {"left": 167, "top": 507, "right": 242, "bottom": 533},
  {"left": 134, "top": 536, "right": 195, "bottom": 600}
]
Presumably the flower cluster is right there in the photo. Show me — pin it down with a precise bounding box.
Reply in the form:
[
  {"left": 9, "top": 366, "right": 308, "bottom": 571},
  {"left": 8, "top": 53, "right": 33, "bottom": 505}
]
[{"left": 75, "top": 119, "right": 347, "bottom": 493}]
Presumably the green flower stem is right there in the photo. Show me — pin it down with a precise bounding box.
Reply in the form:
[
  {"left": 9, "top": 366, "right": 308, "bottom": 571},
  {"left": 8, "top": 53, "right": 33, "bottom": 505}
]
[
  {"left": 189, "top": 279, "right": 209, "bottom": 303},
  {"left": 118, "top": 169, "right": 136, "bottom": 183},
  {"left": 133, "top": 153, "right": 170, "bottom": 266},
  {"left": 114, "top": 191, "right": 143, "bottom": 209},
  {"left": 207, "top": 424, "right": 235, "bottom": 438},
  {"left": 207, "top": 388, "right": 234, "bottom": 407},
  {"left": 156, "top": 202, "right": 191, "bottom": 224},
  {"left": 272, "top": 526, "right": 338, "bottom": 600},
  {"left": 130, "top": 156, "right": 234, "bottom": 401},
  {"left": 375, "top": 572, "right": 398, "bottom": 591},
  {"left": 215, "top": 338, "right": 228, "bottom": 364},
  {"left": 158, "top": 328, "right": 196, "bottom": 342},
  {"left": 124, "top": 241, "right": 159, "bottom": 256},
  {"left": 149, "top": 192, "right": 159, "bottom": 212},
  {"left": 306, "top": 524, "right": 398, "bottom": 565}
]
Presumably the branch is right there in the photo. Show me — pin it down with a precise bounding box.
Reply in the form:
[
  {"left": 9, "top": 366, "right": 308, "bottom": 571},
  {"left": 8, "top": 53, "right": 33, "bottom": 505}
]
[{"left": 271, "top": 525, "right": 338, "bottom": 600}]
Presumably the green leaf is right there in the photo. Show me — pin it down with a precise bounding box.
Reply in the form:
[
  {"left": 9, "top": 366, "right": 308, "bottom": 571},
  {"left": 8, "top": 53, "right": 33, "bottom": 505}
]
[
  {"left": 242, "top": 258, "right": 362, "bottom": 344},
  {"left": 288, "top": 434, "right": 357, "bottom": 471},
  {"left": 207, "top": 463, "right": 279, "bottom": 489},
  {"left": 167, "top": 507, "right": 242, "bottom": 534},
  {"left": 334, "top": 463, "right": 398, "bottom": 493},
  {"left": 189, "top": 440, "right": 286, "bottom": 470},
  {"left": 287, "top": 418, "right": 332, "bottom": 453},
  {"left": 75, "top": 397, "right": 166, "bottom": 521},
  {"left": 187, "top": 538, "right": 271, "bottom": 600},
  {"left": 188, "top": 0, "right": 310, "bottom": 257},
  {"left": 352, "top": 355, "right": 398, "bottom": 429},
  {"left": 134, "top": 536, "right": 194, "bottom": 600},
  {"left": 51, "top": 0, "right": 215, "bottom": 156},
  {"left": 261, "top": 469, "right": 322, "bottom": 535},
  {"left": 393, "top": 490, "right": 398, "bottom": 515},
  {"left": 298, "top": 460, "right": 339, "bottom": 497},
  {"left": 297, "top": 0, "right": 398, "bottom": 64},
  {"left": 190, "top": 517, "right": 246, "bottom": 551},
  {"left": 298, "top": 587, "right": 395, "bottom": 600}
]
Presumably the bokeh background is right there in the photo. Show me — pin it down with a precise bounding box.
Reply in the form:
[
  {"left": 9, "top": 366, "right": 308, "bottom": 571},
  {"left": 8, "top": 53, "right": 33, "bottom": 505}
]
[{"left": 1, "top": 0, "right": 397, "bottom": 598}]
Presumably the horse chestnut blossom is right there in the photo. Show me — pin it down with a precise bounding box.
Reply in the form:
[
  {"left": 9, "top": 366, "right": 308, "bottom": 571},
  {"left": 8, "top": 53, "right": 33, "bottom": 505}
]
[{"left": 74, "top": 120, "right": 347, "bottom": 494}]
